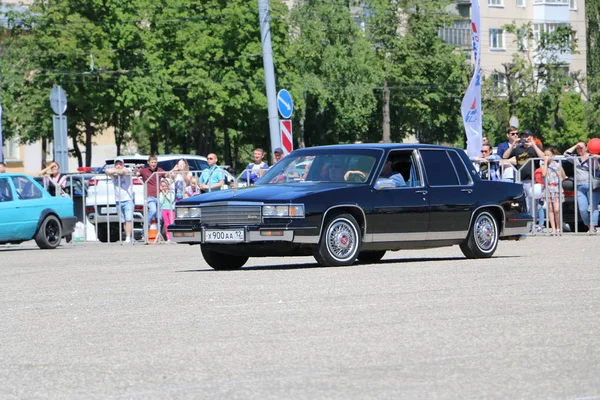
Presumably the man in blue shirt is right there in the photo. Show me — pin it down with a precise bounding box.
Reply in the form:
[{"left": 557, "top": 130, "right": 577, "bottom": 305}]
[
  {"left": 497, "top": 126, "right": 518, "bottom": 159},
  {"left": 199, "top": 153, "right": 224, "bottom": 193},
  {"left": 379, "top": 159, "right": 406, "bottom": 187}
]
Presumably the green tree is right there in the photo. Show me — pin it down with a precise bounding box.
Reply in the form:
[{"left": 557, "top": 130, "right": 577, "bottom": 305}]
[
  {"left": 289, "top": 1, "right": 381, "bottom": 147},
  {"left": 362, "top": 0, "right": 468, "bottom": 144}
]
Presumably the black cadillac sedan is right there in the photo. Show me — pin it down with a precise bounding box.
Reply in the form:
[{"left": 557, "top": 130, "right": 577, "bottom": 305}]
[{"left": 169, "top": 144, "right": 532, "bottom": 270}]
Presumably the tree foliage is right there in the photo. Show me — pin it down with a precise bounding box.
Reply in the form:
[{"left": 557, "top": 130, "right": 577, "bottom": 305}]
[{"left": 7, "top": 0, "right": 583, "bottom": 169}]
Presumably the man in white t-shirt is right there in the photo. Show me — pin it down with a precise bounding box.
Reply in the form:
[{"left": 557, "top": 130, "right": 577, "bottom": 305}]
[
  {"left": 105, "top": 157, "right": 134, "bottom": 243},
  {"left": 241, "top": 148, "right": 269, "bottom": 184}
]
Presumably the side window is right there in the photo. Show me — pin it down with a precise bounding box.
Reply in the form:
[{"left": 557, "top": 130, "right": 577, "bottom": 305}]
[
  {"left": 420, "top": 150, "right": 459, "bottom": 186},
  {"left": 11, "top": 176, "right": 43, "bottom": 200},
  {"left": 0, "top": 178, "right": 14, "bottom": 202},
  {"left": 447, "top": 151, "right": 472, "bottom": 185},
  {"left": 377, "top": 150, "right": 422, "bottom": 188}
]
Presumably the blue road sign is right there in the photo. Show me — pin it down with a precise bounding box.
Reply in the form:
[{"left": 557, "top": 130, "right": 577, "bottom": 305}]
[{"left": 277, "top": 89, "right": 293, "bottom": 119}]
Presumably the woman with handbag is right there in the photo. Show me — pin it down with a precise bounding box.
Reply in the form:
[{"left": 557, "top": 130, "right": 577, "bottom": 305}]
[
  {"left": 564, "top": 142, "right": 600, "bottom": 234},
  {"left": 541, "top": 148, "right": 567, "bottom": 235}
]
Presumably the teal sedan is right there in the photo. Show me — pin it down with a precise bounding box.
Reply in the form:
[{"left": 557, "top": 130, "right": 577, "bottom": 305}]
[{"left": 0, "top": 173, "right": 77, "bottom": 249}]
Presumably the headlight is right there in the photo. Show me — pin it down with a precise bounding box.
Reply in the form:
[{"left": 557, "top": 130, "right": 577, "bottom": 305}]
[
  {"left": 262, "top": 204, "right": 305, "bottom": 218},
  {"left": 176, "top": 207, "right": 201, "bottom": 219}
]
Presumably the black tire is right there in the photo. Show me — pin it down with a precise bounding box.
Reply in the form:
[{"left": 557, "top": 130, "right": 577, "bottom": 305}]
[
  {"left": 96, "top": 223, "right": 120, "bottom": 243},
  {"left": 34, "top": 215, "right": 63, "bottom": 249},
  {"left": 314, "top": 213, "right": 361, "bottom": 266},
  {"left": 460, "top": 210, "right": 499, "bottom": 259},
  {"left": 357, "top": 250, "right": 386, "bottom": 264},
  {"left": 201, "top": 246, "right": 248, "bottom": 270}
]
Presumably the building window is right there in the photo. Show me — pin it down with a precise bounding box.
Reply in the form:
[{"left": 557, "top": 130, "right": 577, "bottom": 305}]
[
  {"left": 533, "top": 23, "right": 571, "bottom": 48},
  {"left": 5, "top": 137, "right": 20, "bottom": 160},
  {"left": 516, "top": 0, "right": 526, "bottom": 6},
  {"left": 569, "top": 0, "right": 576, "bottom": 9},
  {"left": 491, "top": 73, "right": 507, "bottom": 94},
  {"left": 533, "top": 0, "right": 568, "bottom": 4},
  {"left": 488, "top": 0, "right": 503, "bottom": 6},
  {"left": 489, "top": 29, "right": 505, "bottom": 50},
  {"left": 518, "top": 28, "right": 529, "bottom": 51},
  {"left": 438, "top": 19, "right": 471, "bottom": 48}
]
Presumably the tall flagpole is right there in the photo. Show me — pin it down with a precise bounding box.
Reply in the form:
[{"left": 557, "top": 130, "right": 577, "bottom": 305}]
[{"left": 461, "top": 0, "right": 482, "bottom": 158}]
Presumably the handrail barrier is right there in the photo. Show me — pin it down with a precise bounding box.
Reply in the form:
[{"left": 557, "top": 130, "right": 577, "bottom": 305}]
[{"left": 472, "top": 154, "right": 600, "bottom": 235}]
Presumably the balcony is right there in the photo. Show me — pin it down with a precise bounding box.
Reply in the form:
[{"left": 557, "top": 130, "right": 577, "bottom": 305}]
[{"left": 438, "top": 19, "right": 471, "bottom": 49}]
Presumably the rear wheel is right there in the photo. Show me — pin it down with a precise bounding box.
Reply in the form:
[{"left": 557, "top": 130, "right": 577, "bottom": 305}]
[
  {"left": 314, "top": 213, "right": 361, "bottom": 266},
  {"left": 357, "top": 250, "right": 386, "bottom": 264},
  {"left": 460, "top": 210, "right": 498, "bottom": 259},
  {"left": 96, "top": 223, "right": 120, "bottom": 243},
  {"left": 201, "top": 246, "right": 248, "bottom": 270},
  {"left": 35, "top": 215, "right": 62, "bottom": 249}
]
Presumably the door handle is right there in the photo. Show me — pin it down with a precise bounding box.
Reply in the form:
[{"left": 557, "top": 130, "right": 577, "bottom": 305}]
[
  {"left": 415, "top": 190, "right": 428, "bottom": 195},
  {"left": 461, "top": 188, "right": 473, "bottom": 194}
]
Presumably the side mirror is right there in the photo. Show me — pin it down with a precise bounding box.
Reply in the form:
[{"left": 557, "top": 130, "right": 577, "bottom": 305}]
[{"left": 374, "top": 178, "right": 395, "bottom": 190}]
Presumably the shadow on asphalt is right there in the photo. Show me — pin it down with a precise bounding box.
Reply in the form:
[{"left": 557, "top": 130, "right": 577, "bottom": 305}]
[{"left": 178, "top": 255, "right": 521, "bottom": 272}]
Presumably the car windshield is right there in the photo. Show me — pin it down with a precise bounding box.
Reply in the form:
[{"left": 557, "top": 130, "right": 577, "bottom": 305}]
[{"left": 257, "top": 151, "right": 379, "bottom": 185}]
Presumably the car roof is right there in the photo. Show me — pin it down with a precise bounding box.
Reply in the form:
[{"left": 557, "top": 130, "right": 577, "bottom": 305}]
[
  {"left": 292, "top": 143, "right": 454, "bottom": 152},
  {"left": 0, "top": 173, "right": 31, "bottom": 178}
]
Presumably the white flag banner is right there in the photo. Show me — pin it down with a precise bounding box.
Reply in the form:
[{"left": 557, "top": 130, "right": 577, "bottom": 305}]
[{"left": 461, "top": 0, "right": 482, "bottom": 158}]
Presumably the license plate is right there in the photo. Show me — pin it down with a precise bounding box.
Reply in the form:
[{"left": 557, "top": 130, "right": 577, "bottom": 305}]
[
  {"left": 204, "top": 229, "right": 245, "bottom": 243},
  {"left": 100, "top": 206, "right": 117, "bottom": 215}
]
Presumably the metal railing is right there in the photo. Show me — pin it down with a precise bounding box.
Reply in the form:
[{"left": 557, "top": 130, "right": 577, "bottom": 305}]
[{"left": 472, "top": 154, "right": 600, "bottom": 235}]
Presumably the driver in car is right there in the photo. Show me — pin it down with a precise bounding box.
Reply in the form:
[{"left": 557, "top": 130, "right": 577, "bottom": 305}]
[{"left": 378, "top": 159, "right": 406, "bottom": 187}]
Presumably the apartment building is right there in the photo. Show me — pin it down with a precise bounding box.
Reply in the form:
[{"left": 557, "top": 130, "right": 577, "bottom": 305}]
[{"left": 479, "top": 0, "right": 587, "bottom": 90}]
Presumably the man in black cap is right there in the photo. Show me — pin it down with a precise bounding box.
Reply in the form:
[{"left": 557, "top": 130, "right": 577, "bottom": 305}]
[{"left": 273, "top": 147, "right": 284, "bottom": 165}]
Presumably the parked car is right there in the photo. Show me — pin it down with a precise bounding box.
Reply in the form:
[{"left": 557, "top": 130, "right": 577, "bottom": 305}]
[
  {"left": 169, "top": 144, "right": 532, "bottom": 270},
  {"left": 85, "top": 154, "right": 239, "bottom": 242},
  {"left": 0, "top": 174, "right": 77, "bottom": 249},
  {"left": 34, "top": 174, "right": 89, "bottom": 223}
]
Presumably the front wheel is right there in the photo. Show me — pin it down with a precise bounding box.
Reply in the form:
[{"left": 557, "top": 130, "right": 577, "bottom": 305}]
[
  {"left": 35, "top": 215, "right": 62, "bottom": 249},
  {"left": 201, "top": 246, "right": 248, "bottom": 270},
  {"left": 460, "top": 210, "right": 499, "bottom": 259},
  {"left": 314, "top": 213, "right": 361, "bottom": 266}
]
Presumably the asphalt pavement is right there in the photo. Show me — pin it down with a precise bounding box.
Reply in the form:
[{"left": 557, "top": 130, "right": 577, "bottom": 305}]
[{"left": 0, "top": 237, "right": 599, "bottom": 399}]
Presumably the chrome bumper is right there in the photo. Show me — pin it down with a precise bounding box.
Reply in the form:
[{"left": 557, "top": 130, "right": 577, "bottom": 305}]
[{"left": 171, "top": 229, "right": 296, "bottom": 244}]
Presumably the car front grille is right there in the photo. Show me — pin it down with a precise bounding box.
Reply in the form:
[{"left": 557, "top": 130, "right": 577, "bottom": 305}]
[{"left": 201, "top": 205, "right": 262, "bottom": 226}]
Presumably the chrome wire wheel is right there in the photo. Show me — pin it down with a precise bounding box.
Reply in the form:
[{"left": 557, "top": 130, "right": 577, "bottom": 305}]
[
  {"left": 326, "top": 218, "right": 359, "bottom": 262},
  {"left": 474, "top": 213, "right": 496, "bottom": 252}
]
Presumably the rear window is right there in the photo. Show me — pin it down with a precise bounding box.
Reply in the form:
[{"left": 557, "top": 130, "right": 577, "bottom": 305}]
[{"left": 420, "top": 149, "right": 460, "bottom": 186}]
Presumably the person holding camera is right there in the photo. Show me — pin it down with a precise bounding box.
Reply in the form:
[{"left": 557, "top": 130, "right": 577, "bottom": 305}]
[{"left": 503, "top": 130, "right": 545, "bottom": 214}]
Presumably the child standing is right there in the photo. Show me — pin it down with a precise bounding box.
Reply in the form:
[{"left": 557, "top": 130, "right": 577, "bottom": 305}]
[
  {"left": 542, "top": 148, "right": 567, "bottom": 235},
  {"left": 159, "top": 179, "right": 176, "bottom": 242}
]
